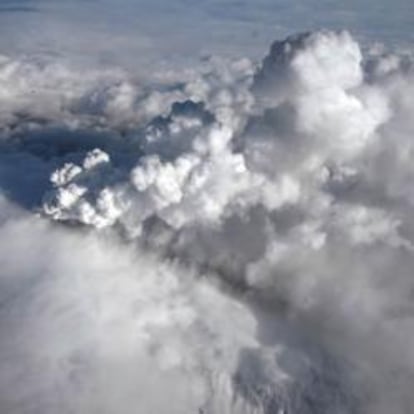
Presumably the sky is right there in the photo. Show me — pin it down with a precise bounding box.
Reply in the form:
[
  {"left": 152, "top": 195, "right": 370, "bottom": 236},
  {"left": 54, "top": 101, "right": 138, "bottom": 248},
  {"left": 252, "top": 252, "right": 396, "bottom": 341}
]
[{"left": 0, "top": 0, "right": 413, "bottom": 67}]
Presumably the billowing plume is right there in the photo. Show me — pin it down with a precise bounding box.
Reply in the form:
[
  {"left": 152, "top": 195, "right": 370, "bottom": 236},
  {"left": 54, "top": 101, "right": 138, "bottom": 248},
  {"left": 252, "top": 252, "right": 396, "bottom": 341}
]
[{"left": 1, "top": 30, "right": 414, "bottom": 413}]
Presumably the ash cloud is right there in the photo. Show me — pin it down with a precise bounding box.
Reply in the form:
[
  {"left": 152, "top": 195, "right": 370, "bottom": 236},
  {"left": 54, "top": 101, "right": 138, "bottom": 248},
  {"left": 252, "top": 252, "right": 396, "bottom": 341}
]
[{"left": 1, "top": 30, "right": 414, "bottom": 413}]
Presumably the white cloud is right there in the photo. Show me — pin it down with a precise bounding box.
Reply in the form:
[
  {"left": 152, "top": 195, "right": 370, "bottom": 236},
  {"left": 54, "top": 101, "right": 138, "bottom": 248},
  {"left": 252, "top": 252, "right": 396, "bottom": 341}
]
[{"left": 2, "top": 30, "right": 414, "bottom": 413}]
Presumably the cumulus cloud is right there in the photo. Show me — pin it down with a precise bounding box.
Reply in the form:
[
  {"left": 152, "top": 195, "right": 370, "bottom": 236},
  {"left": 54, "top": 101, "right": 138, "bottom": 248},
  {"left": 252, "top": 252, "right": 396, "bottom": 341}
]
[{"left": 2, "top": 30, "right": 414, "bottom": 413}]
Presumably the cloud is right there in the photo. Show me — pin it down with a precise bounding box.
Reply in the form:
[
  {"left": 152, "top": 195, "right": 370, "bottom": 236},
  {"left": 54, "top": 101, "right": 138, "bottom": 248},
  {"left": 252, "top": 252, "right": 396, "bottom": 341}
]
[{"left": 2, "top": 30, "right": 414, "bottom": 413}]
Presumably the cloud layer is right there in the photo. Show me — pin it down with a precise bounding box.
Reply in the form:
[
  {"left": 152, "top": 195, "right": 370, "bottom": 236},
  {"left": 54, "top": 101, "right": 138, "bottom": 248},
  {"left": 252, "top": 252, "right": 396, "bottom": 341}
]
[{"left": 1, "top": 30, "right": 414, "bottom": 413}]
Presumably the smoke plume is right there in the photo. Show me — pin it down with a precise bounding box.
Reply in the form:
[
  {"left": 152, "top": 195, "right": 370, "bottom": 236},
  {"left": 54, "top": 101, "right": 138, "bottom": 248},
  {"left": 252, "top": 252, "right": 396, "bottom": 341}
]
[{"left": 1, "top": 30, "right": 414, "bottom": 413}]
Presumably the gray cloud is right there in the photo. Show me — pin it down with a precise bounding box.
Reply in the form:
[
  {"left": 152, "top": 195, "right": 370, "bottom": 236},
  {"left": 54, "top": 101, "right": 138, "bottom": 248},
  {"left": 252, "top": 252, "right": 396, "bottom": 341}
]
[{"left": 1, "top": 30, "right": 414, "bottom": 413}]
